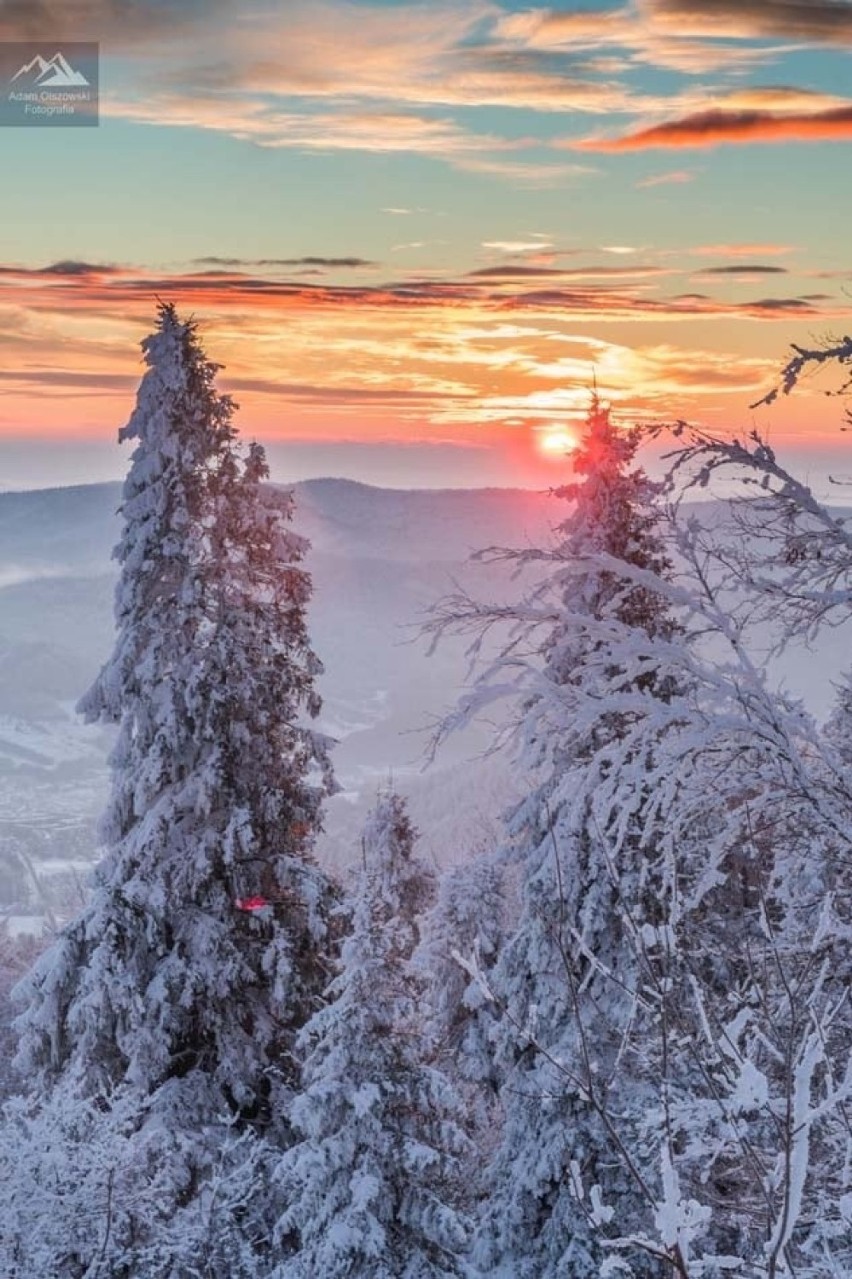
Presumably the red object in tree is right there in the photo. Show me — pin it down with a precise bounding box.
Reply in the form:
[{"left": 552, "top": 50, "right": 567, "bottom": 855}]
[{"left": 235, "top": 896, "right": 270, "bottom": 913}]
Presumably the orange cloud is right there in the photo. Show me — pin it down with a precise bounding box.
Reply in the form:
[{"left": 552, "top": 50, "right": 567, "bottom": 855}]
[
  {"left": 571, "top": 104, "right": 852, "bottom": 151},
  {"left": 0, "top": 265, "right": 839, "bottom": 450},
  {"left": 0, "top": 261, "right": 847, "bottom": 444}
]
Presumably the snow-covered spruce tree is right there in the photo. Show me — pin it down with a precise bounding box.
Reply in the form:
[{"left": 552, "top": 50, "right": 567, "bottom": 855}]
[
  {"left": 425, "top": 378, "right": 852, "bottom": 1273},
  {"left": 429, "top": 399, "right": 685, "bottom": 1276},
  {"left": 1, "top": 1081, "right": 273, "bottom": 1279},
  {"left": 274, "top": 791, "right": 471, "bottom": 1279},
  {"left": 415, "top": 851, "right": 505, "bottom": 1107},
  {"left": 581, "top": 522, "right": 852, "bottom": 1274},
  {"left": 10, "top": 304, "right": 335, "bottom": 1272},
  {"left": 526, "top": 380, "right": 852, "bottom": 1273},
  {"left": 640, "top": 407, "right": 852, "bottom": 1273},
  {"left": 825, "top": 670, "right": 852, "bottom": 764}
]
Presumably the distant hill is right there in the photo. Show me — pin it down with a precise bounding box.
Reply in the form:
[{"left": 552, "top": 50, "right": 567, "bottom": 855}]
[
  {"left": 0, "top": 479, "right": 554, "bottom": 910},
  {"left": 0, "top": 478, "right": 846, "bottom": 916}
]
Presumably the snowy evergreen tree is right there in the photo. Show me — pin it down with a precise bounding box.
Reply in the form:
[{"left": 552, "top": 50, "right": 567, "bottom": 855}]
[
  {"left": 0, "top": 1082, "right": 273, "bottom": 1279},
  {"left": 638, "top": 408, "right": 852, "bottom": 1274},
  {"left": 9, "top": 304, "right": 335, "bottom": 1272},
  {"left": 429, "top": 399, "right": 685, "bottom": 1276},
  {"left": 597, "top": 536, "right": 852, "bottom": 1275},
  {"left": 461, "top": 399, "right": 852, "bottom": 1275},
  {"left": 416, "top": 851, "right": 505, "bottom": 1102},
  {"left": 825, "top": 670, "right": 852, "bottom": 764},
  {"left": 274, "top": 792, "right": 471, "bottom": 1278}
]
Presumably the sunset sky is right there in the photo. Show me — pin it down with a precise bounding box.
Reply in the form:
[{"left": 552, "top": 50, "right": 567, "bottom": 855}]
[{"left": 3, "top": 0, "right": 852, "bottom": 488}]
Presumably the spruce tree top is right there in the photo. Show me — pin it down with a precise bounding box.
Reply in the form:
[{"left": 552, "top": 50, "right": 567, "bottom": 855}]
[{"left": 549, "top": 395, "right": 675, "bottom": 644}]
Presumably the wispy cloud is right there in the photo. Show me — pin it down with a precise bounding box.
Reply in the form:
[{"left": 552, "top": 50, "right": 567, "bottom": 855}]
[
  {"left": 103, "top": 94, "right": 594, "bottom": 183},
  {"left": 495, "top": 7, "right": 632, "bottom": 46},
  {"left": 8, "top": 1, "right": 846, "bottom": 180},
  {"left": 104, "top": 2, "right": 642, "bottom": 128},
  {"left": 692, "top": 243, "right": 797, "bottom": 257},
  {"left": 636, "top": 169, "right": 696, "bottom": 188},
  {"left": 494, "top": 3, "right": 791, "bottom": 73},
  {"left": 107, "top": 98, "right": 528, "bottom": 159},
  {"left": 26, "top": 3, "right": 730, "bottom": 179},
  {"left": 453, "top": 156, "right": 594, "bottom": 184},
  {"left": 482, "top": 239, "right": 556, "bottom": 254}
]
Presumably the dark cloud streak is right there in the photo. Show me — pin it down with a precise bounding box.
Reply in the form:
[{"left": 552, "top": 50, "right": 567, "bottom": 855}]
[
  {"left": 650, "top": 0, "right": 852, "bottom": 44},
  {"left": 573, "top": 104, "right": 852, "bottom": 150},
  {"left": 194, "top": 256, "right": 378, "bottom": 269},
  {"left": 699, "top": 264, "right": 789, "bottom": 275},
  {"left": 0, "top": 260, "right": 843, "bottom": 324}
]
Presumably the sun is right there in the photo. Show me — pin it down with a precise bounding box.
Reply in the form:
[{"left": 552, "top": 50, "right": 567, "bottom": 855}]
[{"left": 536, "top": 428, "right": 578, "bottom": 459}]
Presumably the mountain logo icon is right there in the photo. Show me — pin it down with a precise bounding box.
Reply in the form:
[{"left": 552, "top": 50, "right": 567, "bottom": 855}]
[{"left": 10, "top": 51, "right": 90, "bottom": 88}]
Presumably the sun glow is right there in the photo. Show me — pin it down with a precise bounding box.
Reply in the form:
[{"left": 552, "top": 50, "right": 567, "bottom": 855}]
[{"left": 537, "top": 428, "right": 579, "bottom": 459}]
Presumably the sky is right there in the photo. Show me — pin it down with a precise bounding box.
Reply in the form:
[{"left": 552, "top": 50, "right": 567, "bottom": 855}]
[{"left": 2, "top": 0, "right": 852, "bottom": 489}]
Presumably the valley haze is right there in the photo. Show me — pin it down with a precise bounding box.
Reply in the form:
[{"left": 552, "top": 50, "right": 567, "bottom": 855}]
[{"left": 0, "top": 475, "right": 846, "bottom": 931}]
